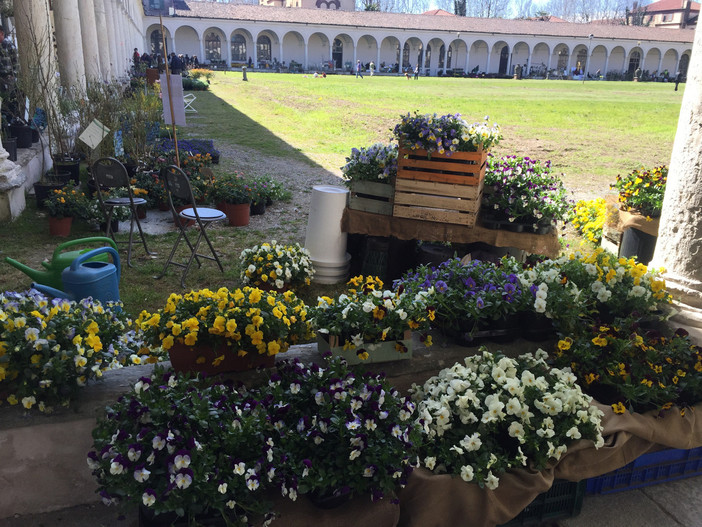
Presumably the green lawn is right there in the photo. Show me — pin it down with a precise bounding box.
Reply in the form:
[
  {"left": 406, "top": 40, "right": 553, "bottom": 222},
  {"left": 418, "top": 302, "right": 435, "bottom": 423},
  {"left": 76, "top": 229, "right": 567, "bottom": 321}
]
[{"left": 206, "top": 72, "right": 682, "bottom": 199}]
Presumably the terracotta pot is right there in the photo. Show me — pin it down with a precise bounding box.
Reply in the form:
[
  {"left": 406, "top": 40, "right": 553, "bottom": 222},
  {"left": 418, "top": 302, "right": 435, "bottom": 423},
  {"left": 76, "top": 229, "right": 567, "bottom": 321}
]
[
  {"left": 167, "top": 342, "right": 275, "bottom": 375},
  {"left": 217, "top": 202, "right": 250, "bottom": 227},
  {"left": 48, "top": 216, "right": 73, "bottom": 237}
]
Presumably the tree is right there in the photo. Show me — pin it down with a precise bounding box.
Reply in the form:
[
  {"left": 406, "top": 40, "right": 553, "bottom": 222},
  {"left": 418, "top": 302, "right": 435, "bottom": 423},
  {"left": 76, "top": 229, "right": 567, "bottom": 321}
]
[
  {"left": 464, "top": 0, "right": 510, "bottom": 18},
  {"left": 454, "top": 0, "right": 466, "bottom": 16},
  {"left": 626, "top": 1, "right": 650, "bottom": 25},
  {"left": 361, "top": 0, "right": 381, "bottom": 9},
  {"left": 512, "top": 0, "right": 534, "bottom": 18}
]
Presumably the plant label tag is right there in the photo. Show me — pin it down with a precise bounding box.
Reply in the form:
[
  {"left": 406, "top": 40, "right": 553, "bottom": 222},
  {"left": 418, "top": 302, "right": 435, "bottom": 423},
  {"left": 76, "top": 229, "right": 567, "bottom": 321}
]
[{"left": 79, "top": 119, "right": 110, "bottom": 150}]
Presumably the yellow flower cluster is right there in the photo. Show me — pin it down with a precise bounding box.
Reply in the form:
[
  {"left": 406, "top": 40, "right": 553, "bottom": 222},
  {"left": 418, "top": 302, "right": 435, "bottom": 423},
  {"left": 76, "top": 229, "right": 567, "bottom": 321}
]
[
  {"left": 137, "top": 287, "right": 312, "bottom": 359},
  {"left": 239, "top": 241, "right": 314, "bottom": 291},
  {"left": 1, "top": 291, "right": 142, "bottom": 412},
  {"left": 571, "top": 198, "right": 606, "bottom": 245}
]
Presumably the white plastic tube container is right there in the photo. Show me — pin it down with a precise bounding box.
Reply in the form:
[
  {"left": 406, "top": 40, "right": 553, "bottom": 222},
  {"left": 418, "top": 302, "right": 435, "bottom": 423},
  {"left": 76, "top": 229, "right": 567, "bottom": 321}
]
[
  {"left": 305, "top": 185, "right": 349, "bottom": 264},
  {"left": 304, "top": 185, "right": 350, "bottom": 284}
]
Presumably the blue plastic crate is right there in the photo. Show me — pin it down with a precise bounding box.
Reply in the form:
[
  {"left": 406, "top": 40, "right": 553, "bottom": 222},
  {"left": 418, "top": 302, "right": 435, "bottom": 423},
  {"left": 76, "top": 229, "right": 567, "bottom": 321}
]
[
  {"left": 586, "top": 446, "right": 702, "bottom": 495},
  {"left": 499, "top": 479, "right": 585, "bottom": 526}
]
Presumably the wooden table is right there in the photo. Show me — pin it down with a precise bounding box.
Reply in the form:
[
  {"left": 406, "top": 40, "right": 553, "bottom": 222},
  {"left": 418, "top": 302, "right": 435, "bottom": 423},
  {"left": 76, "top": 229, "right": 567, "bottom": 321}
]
[{"left": 341, "top": 208, "right": 561, "bottom": 258}]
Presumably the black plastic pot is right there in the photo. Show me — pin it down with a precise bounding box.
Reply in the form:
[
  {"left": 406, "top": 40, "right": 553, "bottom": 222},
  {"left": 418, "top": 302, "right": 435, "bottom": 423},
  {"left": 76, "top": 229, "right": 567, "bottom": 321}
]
[
  {"left": 10, "top": 123, "right": 32, "bottom": 149},
  {"left": 250, "top": 201, "right": 266, "bottom": 215},
  {"left": 33, "top": 180, "right": 64, "bottom": 209},
  {"left": 4, "top": 137, "right": 17, "bottom": 161},
  {"left": 53, "top": 155, "right": 81, "bottom": 185},
  {"left": 30, "top": 127, "right": 40, "bottom": 143}
]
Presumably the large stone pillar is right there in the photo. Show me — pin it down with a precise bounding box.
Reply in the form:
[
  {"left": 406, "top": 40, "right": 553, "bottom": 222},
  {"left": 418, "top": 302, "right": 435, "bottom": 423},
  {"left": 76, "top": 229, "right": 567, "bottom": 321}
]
[
  {"left": 650, "top": 21, "right": 702, "bottom": 326},
  {"left": 78, "top": 0, "right": 101, "bottom": 82},
  {"left": 53, "top": 0, "right": 86, "bottom": 89},
  {"left": 15, "top": 0, "right": 54, "bottom": 99},
  {"left": 116, "top": 7, "right": 128, "bottom": 75},
  {"left": 94, "top": 0, "right": 112, "bottom": 79},
  {"left": 104, "top": 0, "right": 119, "bottom": 78}
]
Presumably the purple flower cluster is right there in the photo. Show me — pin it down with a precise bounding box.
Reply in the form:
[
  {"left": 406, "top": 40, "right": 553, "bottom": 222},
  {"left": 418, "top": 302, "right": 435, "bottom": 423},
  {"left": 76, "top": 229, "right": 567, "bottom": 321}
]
[
  {"left": 483, "top": 154, "right": 572, "bottom": 225},
  {"left": 395, "top": 256, "right": 527, "bottom": 331},
  {"left": 341, "top": 143, "right": 398, "bottom": 185}
]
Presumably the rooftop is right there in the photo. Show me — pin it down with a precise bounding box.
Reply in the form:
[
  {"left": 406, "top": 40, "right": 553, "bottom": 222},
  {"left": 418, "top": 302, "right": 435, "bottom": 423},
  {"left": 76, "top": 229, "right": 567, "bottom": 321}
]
[{"left": 146, "top": 1, "right": 695, "bottom": 43}]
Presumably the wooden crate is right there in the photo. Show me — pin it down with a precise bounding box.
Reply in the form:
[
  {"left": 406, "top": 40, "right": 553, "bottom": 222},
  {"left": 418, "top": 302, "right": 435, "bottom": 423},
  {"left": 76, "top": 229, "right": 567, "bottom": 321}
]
[
  {"left": 348, "top": 180, "right": 394, "bottom": 215},
  {"left": 393, "top": 178, "right": 483, "bottom": 226},
  {"left": 397, "top": 147, "right": 487, "bottom": 185}
]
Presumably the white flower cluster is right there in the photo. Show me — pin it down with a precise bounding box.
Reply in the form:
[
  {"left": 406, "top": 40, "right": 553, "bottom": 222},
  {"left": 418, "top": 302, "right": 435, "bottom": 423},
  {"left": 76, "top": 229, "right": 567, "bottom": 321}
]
[
  {"left": 411, "top": 349, "right": 604, "bottom": 490},
  {"left": 239, "top": 240, "right": 315, "bottom": 290}
]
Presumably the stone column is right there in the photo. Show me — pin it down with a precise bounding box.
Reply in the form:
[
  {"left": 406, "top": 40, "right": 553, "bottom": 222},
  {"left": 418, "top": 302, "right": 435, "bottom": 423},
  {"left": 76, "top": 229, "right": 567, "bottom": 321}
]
[
  {"left": 115, "top": 7, "right": 127, "bottom": 76},
  {"left": 15, "top": 0, "right": 54, "bottom": 98},
  {"left": 53, "top": 0, "right": 86, "bottom": 89},
  {"left": 104, "top": 0, "right": 119, "bottom": 77},
  {"left": 78, "top": 0, "right": 101, "bottom": 82},
  {"left": 650, "top": 21, "right": 702, "bottom": 326},
  {"left": 94, "top": 0, "right": 112, "bottom": 79}
]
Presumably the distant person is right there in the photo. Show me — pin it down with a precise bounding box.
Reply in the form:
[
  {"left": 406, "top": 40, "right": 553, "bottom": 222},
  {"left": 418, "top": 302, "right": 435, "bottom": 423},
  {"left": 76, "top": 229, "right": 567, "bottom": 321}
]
[
  {"left": 170, "top": 53, "right": 183, "bottom": 75},
  {"left": 355, "top": 60, "right": 363, "bottom": 79},
  {"left": 248, "top": 57, "right": 253, "bottom": 68},
  {"left": 141, "top": 52, "right": 151, "bottom": 68},
  {"left": 414, "top": 65, "right": 419, "bottom": 80},
  {"left": 369, "top": 61, "right": 375, "bottom": 77},
  {"left": 675, "top": 71, "right": 682, "bottom": 91}
]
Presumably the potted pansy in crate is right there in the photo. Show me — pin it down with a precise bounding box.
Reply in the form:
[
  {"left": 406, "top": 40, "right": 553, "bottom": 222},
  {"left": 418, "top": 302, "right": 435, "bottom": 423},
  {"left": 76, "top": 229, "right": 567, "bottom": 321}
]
[
  {"left": 311, "top": 275, "right": 435, "bottom": 364},
  {"left": 341, "top": 143, "right": 398, "bottom": 216},
  {"left": 519, "top": 248, "right": 671, "bottom": 334},
  {"left": 210, "top": 171, "right": 252, "bottom": 226},
  {"left": 481, "top": 154, "right": 572, "bottom": 233},
  {"left": 88, "top": 367, "right": 279, "bottom": 526},
  {"left": 610, "top": 165, "right": 667, "bottom": 264},
  {"left": 239, "top": 240, "right": 314, "bottom": 292},
  {"left": 411, "top": 349, "right": 604, "bottom": 490},
  {"left": 395, "top": 256, "right": 527, "bottom": 346},
  {"left": 391, "top": 113, "right": 502, "bottom": 226},
  {"left": 0, "top": 289, "right": 149, "bottom": 413},
  {"left": 553, "top": 318, "right": 702, "bottom": 416},
  {"left": 264, "top": 357, "right": 424, "bottom": 506},
  {"left": 136, "top": 286, "right": 313, "bottom": 375}
]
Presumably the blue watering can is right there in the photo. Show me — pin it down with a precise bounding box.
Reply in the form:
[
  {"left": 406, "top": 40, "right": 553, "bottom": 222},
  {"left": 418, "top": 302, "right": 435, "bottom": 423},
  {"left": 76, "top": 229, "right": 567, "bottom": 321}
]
[{"left": 32, "top": 247, "right": 121, "bottom": 304}]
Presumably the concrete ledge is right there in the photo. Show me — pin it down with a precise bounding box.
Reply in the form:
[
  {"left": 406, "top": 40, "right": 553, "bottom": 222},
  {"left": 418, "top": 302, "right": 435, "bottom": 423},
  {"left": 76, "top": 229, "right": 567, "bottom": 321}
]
[
  {"left": 0, "top": 336, "right": 551, "bottom": 519},
  {"left": 0, "top": 137, "right": 52, "bottom": 222}
]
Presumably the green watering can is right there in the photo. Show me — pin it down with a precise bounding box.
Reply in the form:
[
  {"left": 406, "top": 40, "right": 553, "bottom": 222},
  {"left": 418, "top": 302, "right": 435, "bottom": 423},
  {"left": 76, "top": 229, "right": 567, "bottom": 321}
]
[{"left": 4, "top": 237, "right": 118, "bottom": 290}]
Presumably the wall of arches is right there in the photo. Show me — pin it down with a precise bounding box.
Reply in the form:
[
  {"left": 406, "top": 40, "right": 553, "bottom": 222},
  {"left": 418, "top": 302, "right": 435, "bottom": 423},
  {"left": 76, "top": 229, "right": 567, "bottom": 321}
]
[{"left": 145, "top": 20, "right": 691, "bottom": 78}]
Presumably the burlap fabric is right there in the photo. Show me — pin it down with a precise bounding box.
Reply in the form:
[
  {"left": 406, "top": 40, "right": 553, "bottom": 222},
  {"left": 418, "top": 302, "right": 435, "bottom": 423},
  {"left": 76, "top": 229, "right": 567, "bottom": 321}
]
[
  {"left": 341, "top": 209, "right": 561, "bottom": 258},
  {"left": 397, "top": 401, "right": 702, "bottom": 527}
]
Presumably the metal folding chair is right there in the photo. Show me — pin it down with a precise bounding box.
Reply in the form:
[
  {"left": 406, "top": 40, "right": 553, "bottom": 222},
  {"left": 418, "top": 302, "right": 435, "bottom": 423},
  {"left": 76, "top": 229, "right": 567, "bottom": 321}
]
[
  {"left": 183, "top": 93, "right": 197, "bottom": 113},
  {"left": 91, "top": 157, "right": 155, "bottom": 267},
  {"left": 155, "top": 165, "right": 227, "bottom": 288}
]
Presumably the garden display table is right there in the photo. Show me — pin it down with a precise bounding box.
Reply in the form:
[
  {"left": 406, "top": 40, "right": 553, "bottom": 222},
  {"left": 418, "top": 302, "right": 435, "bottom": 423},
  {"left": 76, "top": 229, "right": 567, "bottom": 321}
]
[
  {"left": 397, "top": 400, "right": 702, "bottom": 527},
  {"left": 341, "top": 209, "right": 561, "bottom": 258}
]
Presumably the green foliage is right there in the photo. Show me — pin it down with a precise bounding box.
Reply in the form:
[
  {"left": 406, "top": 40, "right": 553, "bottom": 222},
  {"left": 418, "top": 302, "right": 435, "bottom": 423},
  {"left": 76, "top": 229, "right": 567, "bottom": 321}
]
[{"left": 611, "top": 165, "right": 667, "bottom": 217}]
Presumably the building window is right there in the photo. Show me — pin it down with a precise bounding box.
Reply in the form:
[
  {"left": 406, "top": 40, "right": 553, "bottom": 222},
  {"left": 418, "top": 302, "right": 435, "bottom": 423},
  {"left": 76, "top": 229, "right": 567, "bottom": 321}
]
[
  {"left": 557, "top": 49, "right": 568, "bottom": 72},
  {"left": 438, "top": 45, "right": 445, "bottom": 69},
  {"left": 149, "top": 0, "right": 162, "bottom": 9},
  {"left": 150, "top": 30, "right": 165, "bottom": 58},
  {"left": 576, "top": 49, "right": 587, "bottom": 73},
  {"left": 628, "top": 50, "right": 641, "bottom": 73},
  {"left": 231, "top": 34, "right": 246, "bottom": 62},
  {"left": 447, "top": 45, "right": 452, "bottom": 69},
  {"left": 205, "top": 32, "right": 221, "bottom": 61},
  {"left": 257, "top": 35, "right": 272, "bottom": 62},
  {"left": 424, "top": 45, "right": 431, "bottom": 69},
  {"left": 402, "top": 42, "right": 410, "bottom": 69}
]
